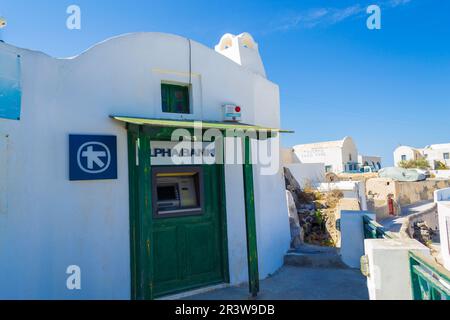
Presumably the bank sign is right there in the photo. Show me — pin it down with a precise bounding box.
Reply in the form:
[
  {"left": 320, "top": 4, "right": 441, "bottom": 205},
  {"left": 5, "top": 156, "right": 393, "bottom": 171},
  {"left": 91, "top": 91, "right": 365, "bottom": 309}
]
[
  {"left": 69, "top": 135, "right": 118, "bottom": 181},
  {"left": 150, "top": 141, "right": 216, "bottom": 165}
]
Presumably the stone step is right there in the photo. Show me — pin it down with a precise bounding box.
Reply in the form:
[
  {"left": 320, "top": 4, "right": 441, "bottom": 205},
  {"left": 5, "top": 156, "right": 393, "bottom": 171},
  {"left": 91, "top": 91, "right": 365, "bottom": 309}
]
[{"left": 284, "top": 244, "right": 348, "bottom": 269}]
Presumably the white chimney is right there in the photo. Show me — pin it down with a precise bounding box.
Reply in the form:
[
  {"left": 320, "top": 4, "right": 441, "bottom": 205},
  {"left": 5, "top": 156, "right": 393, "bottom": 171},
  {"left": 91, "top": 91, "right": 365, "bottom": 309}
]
[{"left": 215, "top": 32, "right": 266, "bottom": 78}]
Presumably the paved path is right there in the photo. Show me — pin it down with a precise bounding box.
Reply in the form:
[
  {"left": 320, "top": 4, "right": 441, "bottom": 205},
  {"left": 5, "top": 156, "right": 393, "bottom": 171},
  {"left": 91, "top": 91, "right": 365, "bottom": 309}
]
[{"left": 186, "top": 265, "right": 369, "bottom": 300}]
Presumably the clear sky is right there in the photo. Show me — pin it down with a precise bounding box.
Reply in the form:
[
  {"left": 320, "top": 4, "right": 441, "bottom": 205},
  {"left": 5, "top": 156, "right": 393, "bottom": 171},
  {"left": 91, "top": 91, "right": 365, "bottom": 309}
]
[{"left": 1, "top": 0, "right": 449, "bottom": 165}]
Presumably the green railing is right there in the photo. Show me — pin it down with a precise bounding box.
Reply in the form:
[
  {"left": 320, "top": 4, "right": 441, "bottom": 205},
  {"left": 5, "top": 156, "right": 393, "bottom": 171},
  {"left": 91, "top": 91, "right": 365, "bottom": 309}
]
[
  {"left": 362, "top": 215, "right": 391, "bottom": 239},
  {"left": 409, "top": 250, "right": 450, "bottom": 300},
  {"left": 362, "top": 215, "right": 450, "bottom": 300}
]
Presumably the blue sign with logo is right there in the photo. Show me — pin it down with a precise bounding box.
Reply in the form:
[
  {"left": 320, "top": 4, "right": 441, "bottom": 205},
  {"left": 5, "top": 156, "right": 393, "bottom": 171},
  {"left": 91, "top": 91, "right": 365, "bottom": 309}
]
[{"left": 69, "top": 135, "right": 117, "bottom": 181}]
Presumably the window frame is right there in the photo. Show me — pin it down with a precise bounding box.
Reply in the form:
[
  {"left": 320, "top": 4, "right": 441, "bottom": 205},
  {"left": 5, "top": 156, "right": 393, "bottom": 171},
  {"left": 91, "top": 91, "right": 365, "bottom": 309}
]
[{"left": 161, "top": 82, "right": 191, "bottom": 115}]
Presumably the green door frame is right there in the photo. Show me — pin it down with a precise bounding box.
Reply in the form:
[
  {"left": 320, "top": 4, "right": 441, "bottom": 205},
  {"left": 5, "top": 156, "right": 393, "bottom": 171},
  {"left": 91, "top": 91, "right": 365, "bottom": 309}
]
[
  {"left": 242, "top": 136, "right": 260, "bottom": 297},
  {"left": 127, "top": 124, "right": 154, "bottom": 299},
  {"left": 127, "top": 124, "right": 230, "bottom": 300}
]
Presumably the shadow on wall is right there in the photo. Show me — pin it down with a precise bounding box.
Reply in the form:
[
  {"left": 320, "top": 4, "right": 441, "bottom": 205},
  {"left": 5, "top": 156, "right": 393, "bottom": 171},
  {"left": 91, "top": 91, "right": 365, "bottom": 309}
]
[{"left": 366, "top": 192, "right": 401, "bottom": 219}]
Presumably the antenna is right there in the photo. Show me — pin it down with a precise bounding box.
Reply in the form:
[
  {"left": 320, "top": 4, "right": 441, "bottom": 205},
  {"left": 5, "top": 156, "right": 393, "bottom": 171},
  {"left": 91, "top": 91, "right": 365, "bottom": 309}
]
[{"left": 0, "top": 17, "right": 7, "bottom": 29}]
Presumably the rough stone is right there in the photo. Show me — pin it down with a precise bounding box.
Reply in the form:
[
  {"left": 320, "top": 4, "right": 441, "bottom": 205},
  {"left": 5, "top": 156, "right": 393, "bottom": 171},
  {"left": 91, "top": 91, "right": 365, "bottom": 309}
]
[{"left": 286, "top": 190, "right": 304, "bottom": 248}]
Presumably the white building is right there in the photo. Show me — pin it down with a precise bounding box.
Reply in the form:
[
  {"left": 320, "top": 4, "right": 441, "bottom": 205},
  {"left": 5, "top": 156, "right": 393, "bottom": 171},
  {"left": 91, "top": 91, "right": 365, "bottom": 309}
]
[
  {"left": 394, "top": 144, "right": 450, "bottom": 169},
  {"left": 292, "top": 137, "right": 381, "bottom": 174},
  {"left": 0, "top": 32, "right": 291, "bottom": 299}
]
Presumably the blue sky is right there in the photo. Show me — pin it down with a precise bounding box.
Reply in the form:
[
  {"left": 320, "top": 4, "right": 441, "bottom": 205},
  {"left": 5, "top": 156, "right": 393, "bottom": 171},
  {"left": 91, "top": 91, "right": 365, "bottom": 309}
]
[{"left": 1, "top": 0, "right": 449, "bottom": 165}]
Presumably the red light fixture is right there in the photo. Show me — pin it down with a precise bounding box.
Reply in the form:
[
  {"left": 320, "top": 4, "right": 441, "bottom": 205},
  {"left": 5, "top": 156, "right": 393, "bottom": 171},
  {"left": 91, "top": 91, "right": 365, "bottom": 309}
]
[{"left": 235, "top": 106, "right": 241, "bottom": 113}]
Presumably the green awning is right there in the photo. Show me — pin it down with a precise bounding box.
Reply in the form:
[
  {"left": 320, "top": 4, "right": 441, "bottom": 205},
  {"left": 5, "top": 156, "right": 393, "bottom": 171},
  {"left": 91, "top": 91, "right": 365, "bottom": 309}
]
[{"left": 110, "top": 115, "right": 294, "bottom": 133}]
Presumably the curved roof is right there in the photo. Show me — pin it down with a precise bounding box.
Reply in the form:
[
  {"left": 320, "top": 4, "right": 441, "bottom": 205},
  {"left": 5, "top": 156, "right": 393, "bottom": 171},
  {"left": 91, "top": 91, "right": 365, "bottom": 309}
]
[
  {"left": 428, "top": 143, "right": 450, "bottom": 150},
  {"left": 3, "top": 32, "right": 222, "bottom": 60},
  {"left": 293, "top": 136, "right": 353, "bottom": 150},
  {"left": 394, "top": 145, "right": 422, "bottom": 153}
]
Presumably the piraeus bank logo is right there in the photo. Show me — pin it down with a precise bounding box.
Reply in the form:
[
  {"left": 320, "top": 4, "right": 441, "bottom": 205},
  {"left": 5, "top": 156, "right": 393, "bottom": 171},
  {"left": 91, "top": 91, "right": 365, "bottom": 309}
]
[{"left": 69, "top": 135, "right": 117, "bottom": 181}]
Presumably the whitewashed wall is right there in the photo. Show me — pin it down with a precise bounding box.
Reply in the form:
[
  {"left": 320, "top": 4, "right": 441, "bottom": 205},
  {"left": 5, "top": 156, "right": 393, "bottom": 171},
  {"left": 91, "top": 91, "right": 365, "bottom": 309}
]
[
  {"left": 0, "top": 32, "right": 289, "bottom": 299},
  {"left": 432, "top": 170, "right": 450, "bottom": 179},
  {"left": 435, "top": 188, "right": 450, "bottom": 271},
  {"left": 340, "top": 211, "right": 375, "bottom": 268},
  {"left": 285, "top": 163, "right": 325, "bottom": 188},
  {"left": 316, "top": 181, "right": 367, "bottom": 210}
]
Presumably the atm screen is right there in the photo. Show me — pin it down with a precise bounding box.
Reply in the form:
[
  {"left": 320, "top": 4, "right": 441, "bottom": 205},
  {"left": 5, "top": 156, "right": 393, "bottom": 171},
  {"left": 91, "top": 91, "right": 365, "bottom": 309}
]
[
  {"left": 157, "top": 185, "right": 178, "bottom": 201},
  {"left": 153, "top": 167, "right": 203, "bottom": 217}
]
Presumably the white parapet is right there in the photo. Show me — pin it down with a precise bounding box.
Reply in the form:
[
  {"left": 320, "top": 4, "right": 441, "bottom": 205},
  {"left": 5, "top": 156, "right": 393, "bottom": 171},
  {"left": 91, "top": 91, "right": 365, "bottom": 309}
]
[
  {"left": 340, "top": 211, "right": 375, "bottom": 268},
  {"left": 317, "top": 181, "right": 368, "bottom": 211},
  {"left": 364, "top": 238, "right": 430, "bottom": 300},
  {"left": 435, "top": 188, "right": 450, "bottom": 271}
]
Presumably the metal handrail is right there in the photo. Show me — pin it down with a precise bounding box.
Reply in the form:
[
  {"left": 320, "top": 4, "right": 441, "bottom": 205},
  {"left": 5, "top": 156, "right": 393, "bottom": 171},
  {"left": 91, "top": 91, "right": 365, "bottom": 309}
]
[
  {"left": 409, "top": 250, "right": 450, "bottom": 300},
  {"left": 362, "top": 215, "right": 392, "bottom": 239}
]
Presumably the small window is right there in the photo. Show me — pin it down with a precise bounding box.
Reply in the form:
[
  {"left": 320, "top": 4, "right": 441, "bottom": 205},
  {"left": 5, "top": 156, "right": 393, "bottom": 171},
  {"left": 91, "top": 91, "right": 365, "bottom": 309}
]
[
  {"left": 161, "top": 83, "right": 190, "bottom": 114},
  {"left": 444, "top": 153, "right": 450, "bottom": 160},
  {"left": 325, "top": 165, "right": 332, "bottom": 173},
  {"left": 401, "top": 155, "right": 407, "bottom": 161},
  {"left": 349, "top": 154, "right": 352, "bottom": 161},
  {"left": 152, "top": 167, "right": 203, "bottom": 218}
]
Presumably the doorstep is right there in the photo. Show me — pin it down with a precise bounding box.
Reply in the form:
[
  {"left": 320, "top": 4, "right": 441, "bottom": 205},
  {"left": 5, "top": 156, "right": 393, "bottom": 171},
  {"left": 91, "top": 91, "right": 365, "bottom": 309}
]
[{"left": 157, "top": 283, "right": 231, "bottom": 300}]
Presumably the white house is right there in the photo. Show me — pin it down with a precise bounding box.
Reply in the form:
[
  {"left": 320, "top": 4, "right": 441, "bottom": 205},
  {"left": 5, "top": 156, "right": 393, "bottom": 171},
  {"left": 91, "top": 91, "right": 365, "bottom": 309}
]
[
  {"left": 394, "top": 144, "right": 450, "bottom": 169},
  {"left": 293, "top": 137, "right": 358, "bottom": 173},
  {"left": 0, "top": 32, "right": 291, "bottom": 299},
  {"left": 292, "top": 136, "right": 381, "bottom": 174}
]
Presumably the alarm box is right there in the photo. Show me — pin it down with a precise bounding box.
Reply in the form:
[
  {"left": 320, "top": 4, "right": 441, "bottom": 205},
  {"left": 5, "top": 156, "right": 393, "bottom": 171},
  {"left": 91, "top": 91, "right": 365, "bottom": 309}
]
[{"left": 222, "top": 104, "right": 242, "bottom": 122}]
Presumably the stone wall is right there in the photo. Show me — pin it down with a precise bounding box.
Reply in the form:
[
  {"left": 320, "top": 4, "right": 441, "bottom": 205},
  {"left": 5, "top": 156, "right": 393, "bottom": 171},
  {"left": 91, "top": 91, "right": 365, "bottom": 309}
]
[
  {"left": 396, "top": 179, "right": 450, "bottom": 206},
  {"left": 366, "top": 178, "right": 450, "bottom": 219}
]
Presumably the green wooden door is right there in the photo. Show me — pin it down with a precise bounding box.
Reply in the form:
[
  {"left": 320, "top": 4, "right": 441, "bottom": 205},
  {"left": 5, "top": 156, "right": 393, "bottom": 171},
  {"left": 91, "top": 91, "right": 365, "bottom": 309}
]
[{"left": 151, "top": 164, "right": 227, "bottom": 298}]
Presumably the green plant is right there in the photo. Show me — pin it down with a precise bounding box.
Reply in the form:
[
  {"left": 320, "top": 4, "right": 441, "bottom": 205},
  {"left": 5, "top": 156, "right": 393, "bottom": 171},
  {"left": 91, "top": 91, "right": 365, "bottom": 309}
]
[
  {"left": 314, "top": 210, "right": 323, "bottom": 224},
  {"left": 398, "top": 158, "right": 430, "bottom": 169},
  {"left": 435, "top": 161, "right": 449, "bottom": 170}
]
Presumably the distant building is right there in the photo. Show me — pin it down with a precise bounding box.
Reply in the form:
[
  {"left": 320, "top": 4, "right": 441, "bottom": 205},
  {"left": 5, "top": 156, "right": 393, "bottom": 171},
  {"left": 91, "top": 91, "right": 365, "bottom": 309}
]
[
  {"left": 292, "top": 136, "right": 382, "bottom": 174},
  {"left": 394, "top": 143, "right": 450, "bottom": 169},
  {"left": 358, "top": 155, "right": 382, "bottom": 172}
]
